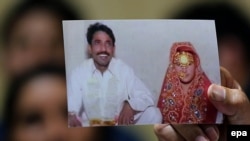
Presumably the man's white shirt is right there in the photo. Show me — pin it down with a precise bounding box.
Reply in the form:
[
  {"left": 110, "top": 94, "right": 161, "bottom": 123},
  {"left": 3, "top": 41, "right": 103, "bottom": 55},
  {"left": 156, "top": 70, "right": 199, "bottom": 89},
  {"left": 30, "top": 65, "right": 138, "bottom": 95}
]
[{"left": 67, "top": 58, "right": 155, "bottom": 123}]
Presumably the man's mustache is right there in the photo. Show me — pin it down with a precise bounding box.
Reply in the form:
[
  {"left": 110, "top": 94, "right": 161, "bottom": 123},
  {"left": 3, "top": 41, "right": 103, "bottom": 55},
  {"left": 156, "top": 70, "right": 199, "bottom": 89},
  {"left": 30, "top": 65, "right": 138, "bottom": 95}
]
[{"left": 97, "top": 52, "right": 110, "bottom": 56}]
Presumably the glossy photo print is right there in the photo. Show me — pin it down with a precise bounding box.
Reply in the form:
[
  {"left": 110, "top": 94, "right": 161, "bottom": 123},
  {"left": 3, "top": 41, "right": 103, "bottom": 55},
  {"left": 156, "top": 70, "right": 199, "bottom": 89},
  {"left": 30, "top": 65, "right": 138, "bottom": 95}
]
[{"left": 63, "top": 20, "right": 222, "bottom": 127}]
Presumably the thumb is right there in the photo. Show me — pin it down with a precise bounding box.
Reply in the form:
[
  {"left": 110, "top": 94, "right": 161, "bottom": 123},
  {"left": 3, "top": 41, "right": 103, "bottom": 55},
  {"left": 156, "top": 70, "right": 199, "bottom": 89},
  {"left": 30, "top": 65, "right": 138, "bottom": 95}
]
[{"left": 207, "top": 84, "right": 250, "bottom": 124}]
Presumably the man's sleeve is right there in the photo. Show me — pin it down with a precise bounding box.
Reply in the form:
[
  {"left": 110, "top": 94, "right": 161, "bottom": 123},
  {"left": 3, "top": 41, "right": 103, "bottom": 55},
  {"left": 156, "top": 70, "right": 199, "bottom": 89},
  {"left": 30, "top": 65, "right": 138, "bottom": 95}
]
[
  {"left": 67, "top": 69, "right": 83, "bottom": 115},
  {"left": 126, "top": 68, "right": 155, "bottom": 112}
]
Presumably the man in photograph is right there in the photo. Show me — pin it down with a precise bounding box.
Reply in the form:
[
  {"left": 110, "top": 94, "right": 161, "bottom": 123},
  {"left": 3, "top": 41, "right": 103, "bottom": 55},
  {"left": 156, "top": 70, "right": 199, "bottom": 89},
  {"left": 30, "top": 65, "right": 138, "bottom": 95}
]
[{"left": 68, "top": 22, "right": 161, "bottom": 126}]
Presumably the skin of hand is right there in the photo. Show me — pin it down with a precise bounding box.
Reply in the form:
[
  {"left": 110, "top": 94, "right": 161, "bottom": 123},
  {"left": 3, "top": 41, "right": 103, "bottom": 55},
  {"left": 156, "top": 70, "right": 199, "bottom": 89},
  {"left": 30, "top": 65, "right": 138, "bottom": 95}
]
[
  {"left": 154, "top": 67, "right": 250, "bottom": 141},
  {"left": 68, "top": 113, "right": 82, "bottom": 127},
  {"left": 118, "top": 101, "right": 136, "bottom": 125}
]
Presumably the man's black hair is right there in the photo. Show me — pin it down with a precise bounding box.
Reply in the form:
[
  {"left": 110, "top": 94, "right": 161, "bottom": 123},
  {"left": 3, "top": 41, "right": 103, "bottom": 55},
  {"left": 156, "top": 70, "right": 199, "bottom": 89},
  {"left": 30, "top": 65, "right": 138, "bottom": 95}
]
[
  {"left": 86, "top": 22, "right": 116, "bottom": 46},
  {"left": 1, "top": 0, "right": 81, "bottom": 46}
]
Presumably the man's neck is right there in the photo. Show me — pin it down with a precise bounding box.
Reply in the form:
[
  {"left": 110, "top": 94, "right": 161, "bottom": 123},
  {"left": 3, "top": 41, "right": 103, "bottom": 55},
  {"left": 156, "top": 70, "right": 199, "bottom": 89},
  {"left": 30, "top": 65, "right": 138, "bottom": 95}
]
[
  {"left": 93, "top": 63, "right": 109, "bottom": 75},
  {"left": 92, "top": 58, "right": 113, "bottom": 75},
  {"left": 98, "top": 66, "right": 108, "bottom": 74}
]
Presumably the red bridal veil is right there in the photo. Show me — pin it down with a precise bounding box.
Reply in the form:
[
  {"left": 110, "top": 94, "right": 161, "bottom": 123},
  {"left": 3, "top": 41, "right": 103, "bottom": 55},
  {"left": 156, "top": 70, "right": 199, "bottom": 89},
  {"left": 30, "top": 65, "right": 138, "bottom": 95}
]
[{"left": 157, "top": 42, "right": 218, "bottom": 123}]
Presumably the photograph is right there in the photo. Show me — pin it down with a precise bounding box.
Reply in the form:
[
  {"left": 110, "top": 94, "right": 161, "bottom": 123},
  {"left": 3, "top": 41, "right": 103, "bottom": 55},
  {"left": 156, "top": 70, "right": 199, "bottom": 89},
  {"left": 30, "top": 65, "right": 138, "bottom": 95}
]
[{"left": 63, "top": 20, "right": 222, "bottom": 126}]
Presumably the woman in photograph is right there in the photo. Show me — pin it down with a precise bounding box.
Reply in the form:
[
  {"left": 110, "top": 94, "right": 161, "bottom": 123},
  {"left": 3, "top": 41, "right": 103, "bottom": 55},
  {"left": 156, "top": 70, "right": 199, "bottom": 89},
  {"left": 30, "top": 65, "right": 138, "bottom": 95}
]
[{"left": 157, "top": 42, "right": 217, "bottom": 123}]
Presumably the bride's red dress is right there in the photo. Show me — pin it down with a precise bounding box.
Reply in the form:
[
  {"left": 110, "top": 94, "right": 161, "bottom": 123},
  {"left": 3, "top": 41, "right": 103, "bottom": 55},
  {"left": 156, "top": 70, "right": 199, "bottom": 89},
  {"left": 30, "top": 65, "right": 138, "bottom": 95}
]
[{"left": 157, "top": 42, "right": 218, "bottom": 123}]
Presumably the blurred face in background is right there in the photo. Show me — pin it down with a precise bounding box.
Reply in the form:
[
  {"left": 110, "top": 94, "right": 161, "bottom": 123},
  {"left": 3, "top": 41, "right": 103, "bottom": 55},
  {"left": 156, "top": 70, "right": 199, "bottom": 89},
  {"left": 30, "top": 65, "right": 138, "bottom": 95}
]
[
  {"left": 10, "top": 74, "right": 97, "bottom": 141},
  {"left": 4, "top": 9, "right": 65, "bottom": 78},
  {"left": 218, "top": 35, "right": 249, "bottom": 87}
]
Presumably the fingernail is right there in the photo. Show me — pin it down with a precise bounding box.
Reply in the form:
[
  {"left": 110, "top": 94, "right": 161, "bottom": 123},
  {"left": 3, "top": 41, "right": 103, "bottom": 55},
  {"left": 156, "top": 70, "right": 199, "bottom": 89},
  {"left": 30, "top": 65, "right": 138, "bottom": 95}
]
[
  {"left": 195, "top": 136, "right": 208, "bottom": 141},
  {"left": 205, "top": 127, "right": 219, "bottom": 141},
  {"left": 211, "top": 84, "right": 226, "bottom": 101}
]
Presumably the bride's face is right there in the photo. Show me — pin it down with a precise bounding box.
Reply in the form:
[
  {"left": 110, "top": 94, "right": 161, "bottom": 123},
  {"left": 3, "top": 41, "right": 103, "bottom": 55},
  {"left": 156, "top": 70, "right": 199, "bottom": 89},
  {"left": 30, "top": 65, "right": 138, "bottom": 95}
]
[
  {"left": 174, "top": 51, "right": 195, "bottom": 84},
  {"left": 175, "top": 63, "right": 195, "bottom": 84}
]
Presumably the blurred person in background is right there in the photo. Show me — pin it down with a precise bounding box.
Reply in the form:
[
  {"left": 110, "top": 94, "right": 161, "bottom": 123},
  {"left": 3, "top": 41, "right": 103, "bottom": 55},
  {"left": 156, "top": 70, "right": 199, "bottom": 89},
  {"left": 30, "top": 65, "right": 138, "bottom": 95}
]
[
  {"left": 0, "top": 0, "right": 80, "bottom": 122},
  {"left": 2, "top": 66, "right": 104, "bottom": 141},
  {"left": 1, "top": 0, "right": 80, "bottom": 78},
  {"left": 0, "top": 0, "right": 81, "bottom": 137},
  {"left": 0, "top": 0, "right": 96, "bottom": 140},
  {"left": 172, "top": 3, "right": 250, "bottom": 99}
]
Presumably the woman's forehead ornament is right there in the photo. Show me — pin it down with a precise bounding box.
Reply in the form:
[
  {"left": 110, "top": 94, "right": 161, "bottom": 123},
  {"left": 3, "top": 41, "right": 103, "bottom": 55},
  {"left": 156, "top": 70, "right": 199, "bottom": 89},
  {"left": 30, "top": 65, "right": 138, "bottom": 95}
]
[{"left": 174, "top": 51, "right": 194, "bottom": 67}]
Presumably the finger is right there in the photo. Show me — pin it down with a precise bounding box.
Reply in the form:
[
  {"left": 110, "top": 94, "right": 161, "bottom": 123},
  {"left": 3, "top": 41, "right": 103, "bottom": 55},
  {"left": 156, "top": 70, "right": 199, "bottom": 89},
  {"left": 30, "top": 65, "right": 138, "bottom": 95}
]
[
  {"left": 69, "top": 118, "right": 81, "bottom": 127},
  {"left": 68, "top": 115, "right": 81, "bottom": 127},
  {"left": 119, "top": 114, "right": 129, "bottom": 125},
  {"left": 129, "top": 116, "right": 134, "bottom": 125},
  {"left": 220, "top": 67, "right": 242, "bottom": 90},
  {"left": 120, "top": 114, "right": 128, "bottom": 125},
  {"left": 154, "top": 124, "right": 185, "bottom": 141},
  {"left": 118, "top": 114, "right": 123, "bottom": 125},
  {"left": 173, "top": 124, "right": 210, "bottom": 141},
  {"left": 125, "top": 116, "right": 132, "bottom": 125},
  {"left": 200, "top": 124, "right": 219, "bottom": 141},
  {"left": 208, "top": 84, "right": 250, "bottom": 124},
  {"left": 123, "top": 116, "right": 128, "bottom": 125},
  {"left": 220, "top": 67, "right": 235, "bottom": 88},
  {"left": 122, "top": 114, "right": 134, "bottom": 125}
]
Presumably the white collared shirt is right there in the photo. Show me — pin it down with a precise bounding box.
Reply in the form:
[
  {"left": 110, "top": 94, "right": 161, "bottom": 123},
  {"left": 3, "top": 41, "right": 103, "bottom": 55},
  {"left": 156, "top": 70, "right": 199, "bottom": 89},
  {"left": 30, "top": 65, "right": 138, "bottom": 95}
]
[{"left": 67, "top": 58, "right": 154, "bottom": 119}]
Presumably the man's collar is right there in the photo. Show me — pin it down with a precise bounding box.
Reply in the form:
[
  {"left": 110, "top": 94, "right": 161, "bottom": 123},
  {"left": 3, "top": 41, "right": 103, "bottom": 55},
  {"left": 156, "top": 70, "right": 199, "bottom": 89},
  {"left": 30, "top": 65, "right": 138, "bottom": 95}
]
[{"left": 90, "top": 58, "right": 116, "bottom": 75}]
